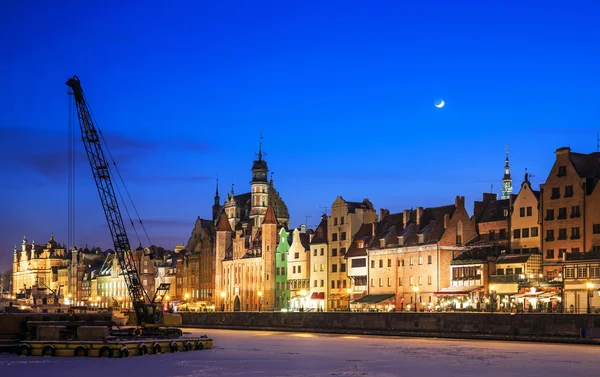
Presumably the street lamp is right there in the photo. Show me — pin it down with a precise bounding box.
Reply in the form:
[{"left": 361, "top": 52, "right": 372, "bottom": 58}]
[
  {"left": 220, "top": 291, "right": 226, "bottom": 312},
  {"left": 489, "top": 284, "right": 496, "bottom": 313},
  {"left": 347, "top": 288, "right": 352, "bottom": 311},
  {"left": 184, "top": 293, "right": 190, "bottom": 311},
  {"left": 412, "top": 286, "right": 419, "bottom": 312},
  {"left": 586, "top": 282, "right": 594, "bottom": 314},
  {"left": 300, "top": 290, "right": 307, "bottom": 311},
  {"left": 258, "top": 291, "right": 263, "bottom": 312}
]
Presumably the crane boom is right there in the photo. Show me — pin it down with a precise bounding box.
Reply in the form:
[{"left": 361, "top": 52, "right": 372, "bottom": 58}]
[{"left": 66, "top": 76, "right": 163, "bottom": 326}]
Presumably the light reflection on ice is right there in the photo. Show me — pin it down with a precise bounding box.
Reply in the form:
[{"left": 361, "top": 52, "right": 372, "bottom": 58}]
[{"left": 0, "top": 329, "right": 597, "bottom": 377}]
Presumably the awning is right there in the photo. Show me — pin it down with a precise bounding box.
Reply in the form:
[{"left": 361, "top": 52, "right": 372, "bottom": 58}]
[
  {"left": 353, "top": 293, "right": 395, "bottom": 304},
  {"left": 434, "top": 286, "right": 483, "bottom": 296},
  {"left": 310, "top": 292, "right": 325, "bottom": 300}
]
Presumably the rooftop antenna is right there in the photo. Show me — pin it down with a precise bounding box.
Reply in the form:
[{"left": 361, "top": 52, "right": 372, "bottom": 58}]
[
  {"left": 319, "top": 206, "right": 330, "bottom": 215},
  {"left": 305, "top": 215, "right": 312, "bottom": 227},
  {"left": 490, "top": 183, "right": 493, "bottom": 194},
  {"left": 597, "top": 133, "right": 599, "bottom": 152}
]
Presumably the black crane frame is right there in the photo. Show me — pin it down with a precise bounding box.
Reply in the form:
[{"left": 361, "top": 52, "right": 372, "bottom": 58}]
[{"left": 66, "top": 76, "right": 164, "bottom": 326}]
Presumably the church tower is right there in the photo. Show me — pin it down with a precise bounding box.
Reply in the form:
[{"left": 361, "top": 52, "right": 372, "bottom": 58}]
[
  {"left": 501, "top": 146, "right": 513, "bottom": 199},
  {"left": 212, "top": 177, "right": 221, "bottom": 222},
  {"left": 249, "top": 134, "right": 269, "bottom": 227},
  {"left": 261, "top": 204, "right": 278, "bottom": 311},
  {"left": 215, "top": 213, "right": 232, "bottom": 301}
]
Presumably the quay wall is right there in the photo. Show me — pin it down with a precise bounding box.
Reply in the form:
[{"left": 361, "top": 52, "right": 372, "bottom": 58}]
[{"left": 180, "top": 312, "right": 600, "bottom": 343}]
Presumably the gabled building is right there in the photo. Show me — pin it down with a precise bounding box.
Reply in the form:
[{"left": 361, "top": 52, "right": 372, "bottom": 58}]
[
  {"left": 13, "top": 234, "right": 70, "bottom": 297},
  {"left": 540, "top": 147, "right": 600, "bottom": 279},
  {"left": 308, "top": 215, "right": 328, "bottom": 311},
  {"left": 215, "top": 204, "right": 278, "bottom": 312},
  {"left": 275, "top": 227, "right": 291, "bottom": 310},
  {"left": 184, "top": 217, "right": 216, "bottom": 307},
  {"left": 510, "top": 172, "right": 541, "bottom": 255},
  {"left": 287, "top": 225, "right": 311, "bottom": 310},
  {"left": 361, "top": 196, "right": 477, "bottom": 312},
  {"left": 328, "top": 197, "right": 377, "bottom": 310}
]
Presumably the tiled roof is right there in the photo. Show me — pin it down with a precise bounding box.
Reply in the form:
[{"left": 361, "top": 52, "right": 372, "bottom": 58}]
[
  {"left": 263, "top": 204, "right": 278, "bottom": 224},
  {"left": 495, "top": 254, "right": 531, "bottom": 264},
  {"left": 216, "top": 213, "right": 232, "bottom": 232},
  {"left": 570, "top": 152, "right": 600, "bottom": 179},
  {"left": 299, "top": 233, "right": 311, "bottom": 251},
  {"left": 346, "top": 223, "right": 374, "bottom": 258},
  {"left": 477, "top": 197, "right": 515, "bottom": 223},
  {"left": 346, "top": 198, "right": 375, "bottom": 213},
  {"left": 310, "top": 215, "right": 328, "bottom": 244}
]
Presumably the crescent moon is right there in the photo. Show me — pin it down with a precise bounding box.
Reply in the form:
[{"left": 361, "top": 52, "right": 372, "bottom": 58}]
[{"left": 434, "top": 100, "right": 445, "bottom": 108}]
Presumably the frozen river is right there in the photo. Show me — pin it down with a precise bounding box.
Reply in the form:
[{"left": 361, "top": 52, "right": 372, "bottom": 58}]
[{"left": 0, "top": 328, "right": 598, "bottom": 376}]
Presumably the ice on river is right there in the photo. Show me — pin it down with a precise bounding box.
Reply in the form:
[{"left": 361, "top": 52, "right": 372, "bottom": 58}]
[{"left": 0, "top": 328, "right": 597, "bottom": 377}]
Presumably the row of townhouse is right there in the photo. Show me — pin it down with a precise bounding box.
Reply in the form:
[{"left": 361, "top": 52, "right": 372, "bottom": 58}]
[{"left": 12, "top": 146, "right": 600, "bottom": 314}]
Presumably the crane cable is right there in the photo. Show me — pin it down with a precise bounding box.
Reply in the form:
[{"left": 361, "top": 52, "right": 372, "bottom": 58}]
[
  {"left": 67, "top": 90, "right": 75, "bottom": 256},
  {"left": 84, "top": 94, "right": 154, "bottom": 255}
]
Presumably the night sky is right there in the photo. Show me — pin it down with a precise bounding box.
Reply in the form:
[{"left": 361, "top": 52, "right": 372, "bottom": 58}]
[{"left": 1, "top": 1, "right": 599, "bottom": 272}]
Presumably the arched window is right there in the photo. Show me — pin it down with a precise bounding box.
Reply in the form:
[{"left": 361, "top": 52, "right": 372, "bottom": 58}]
[{"left": 456, "top": 221, "right": 463, "bottom": 245}]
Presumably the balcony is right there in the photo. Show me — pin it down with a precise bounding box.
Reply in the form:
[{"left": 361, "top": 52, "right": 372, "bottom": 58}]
[
  {"left": 489, "top": 274, "right": 522, "bottom": 283},
  {"left": 545, "top": 237, "right": 554, "bottom": 242},
  {"left": 570, "top": 235, "right": 581, "bottom": 240}
]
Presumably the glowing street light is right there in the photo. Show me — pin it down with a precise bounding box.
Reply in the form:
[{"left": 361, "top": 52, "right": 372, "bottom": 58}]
[
  {"left": 412, "top": 286, "right": 419, "bottom": 312},
  {"left": 220, "top": 291, "right": 226, "bottom": 312},
  {"left": 300, "top": 290, "right": 307, "bottom": 311},
  {"left": 586, "top": 282, "right": 594, "bottom": 314},
  {"left": 184, "top": 293, "right": 190, "bottom": 311},
  {"left": 258, "top": 291, "right": 263, "bottom": 312},
  {"left": 347, "top": 288, "right": 352, "bottom": 311}
]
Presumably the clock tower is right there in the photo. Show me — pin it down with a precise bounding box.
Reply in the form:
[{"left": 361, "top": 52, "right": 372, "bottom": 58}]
[{"left": 501, "top": 146, "right": 512, "bottom": 199}]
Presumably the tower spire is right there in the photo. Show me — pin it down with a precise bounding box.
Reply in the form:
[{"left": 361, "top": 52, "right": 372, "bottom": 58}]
[
  {"left": 501, "top": 145, "right": 513, "bottom": 199},
  {"left": 215, "top": 175, "right": 219, "bottom": 196},
  {"left": 258, "top": 133, "right": 263, "bottom": 161}
]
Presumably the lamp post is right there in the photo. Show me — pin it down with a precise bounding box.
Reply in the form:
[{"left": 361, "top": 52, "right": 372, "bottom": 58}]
[
  {"left": 184, "top": 293, "right": 190, "bottom": 311},
  {"left": 412, "top": 286, "right": 419, "bottom": 312},
  {"left": 489, "top": 284, "right": 496, "bottom": 313},
  {"left": 96, "top": 296, "right": 101, "bottom": 310},
  {"left": 300, "top": 290, "right": 306, "bottom": 311},
  {"left": 220, "top": 291, "right": 226, "bottom": 312},
  {"left": 347, "top": 288, "right": 352, "bottom": 311},
  {"left": 586, "top": 282, "right": 594, "bottom": 314},
  {"left": 258, "top": 291, "right": 263, "bottom": 312}
]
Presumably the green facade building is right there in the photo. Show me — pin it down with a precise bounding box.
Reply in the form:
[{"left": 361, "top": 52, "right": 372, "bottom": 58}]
[{"left": 275, "top": 227, "right": 291, "bottom": 310}]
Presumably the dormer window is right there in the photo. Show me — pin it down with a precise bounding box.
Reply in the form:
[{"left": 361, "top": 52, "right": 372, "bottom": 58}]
[
  {"left": 379, "top": 239, "right": 385, "bottom": 248},
  {"left": 418, "top": 234, "right": 425, "bottom": 244},
  {"left": 357, "top": 240, "right": 365, "bottom": 248},
  {"left": 397, "top": 236, "right": 404, "bottom": 245}
]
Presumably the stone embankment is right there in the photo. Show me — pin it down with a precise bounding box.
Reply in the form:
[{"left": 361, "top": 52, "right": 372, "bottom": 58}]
[{"left": 180, "top": 312, "right": 600, "bottom": 344}]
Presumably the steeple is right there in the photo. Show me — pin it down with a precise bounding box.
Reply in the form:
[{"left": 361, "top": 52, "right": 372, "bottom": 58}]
[
  {"left": 212, "top": 176, "right": 221, "bottom": 221},
  {"left": 501, "top": 146, "right": 513, "bottom": 199},
  {"left": 258, "top": 133, "right": 263, "bottom": 161}
]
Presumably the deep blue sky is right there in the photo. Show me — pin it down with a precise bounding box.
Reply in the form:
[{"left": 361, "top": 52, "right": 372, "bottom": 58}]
[{"left": 1, "top": 1, "right": 599, "bottom": 272}]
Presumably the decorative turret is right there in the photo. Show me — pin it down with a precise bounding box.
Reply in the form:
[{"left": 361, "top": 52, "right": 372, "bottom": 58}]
[{"left": 501, "top": 146, "right": 513, "bottom": 199}]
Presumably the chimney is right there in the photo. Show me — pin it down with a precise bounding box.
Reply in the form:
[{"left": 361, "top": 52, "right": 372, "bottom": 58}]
[
  {"left": 416, "top": 207, "right": 423, "bottom": 226},
  {"left": 444, "top": 214, "right": 450, "bottom": 229},
  {"left": 371, "top": 222, "right": 376, "bottom": 236},
  {"left": 379, "top": 208, "right": 390, "bottom": 221},
  {"left": 403, "top": 209, "right": 410, "bottom": 228},
  {"left": 300, "top": 224, "right": 307, "bottom": 233},
  {"left": 555, "top": 146, "right": 571, "bottom": 155},
  {"left": 455, "top": 196, "right": 465, "bottom": 209}
]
